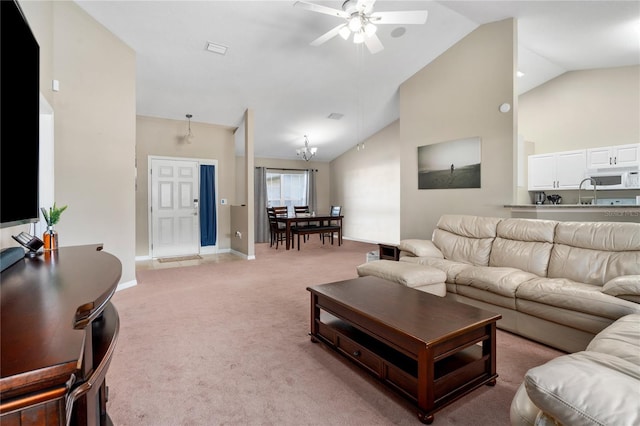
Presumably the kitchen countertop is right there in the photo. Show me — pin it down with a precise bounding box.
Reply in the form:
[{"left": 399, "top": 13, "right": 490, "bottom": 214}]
[{"left": 505, "top": 204, "right": 640, "bottom": 208}]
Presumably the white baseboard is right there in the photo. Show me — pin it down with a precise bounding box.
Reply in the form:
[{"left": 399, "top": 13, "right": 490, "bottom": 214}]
[
  {"left": 229, "top": 249, "right": 255, "bottom": 260},
  {"left": 117, "top": 279, "right": 137, "bottom": 292},
  {"left": 135, "top": 255, "right": 151, "bottom": 261}
]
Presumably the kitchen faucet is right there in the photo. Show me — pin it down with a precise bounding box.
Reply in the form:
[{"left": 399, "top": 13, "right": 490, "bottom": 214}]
[{"left": 578, "top": 177, "right": 597, "bottom": 205}]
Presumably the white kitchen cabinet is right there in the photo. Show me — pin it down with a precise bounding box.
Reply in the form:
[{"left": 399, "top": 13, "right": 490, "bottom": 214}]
[
  {"left": 587, "top": 143, "right": 640, "bottom": 169},
  {"left": 528, "top": 150, "right": 587, "bottom": 190}
]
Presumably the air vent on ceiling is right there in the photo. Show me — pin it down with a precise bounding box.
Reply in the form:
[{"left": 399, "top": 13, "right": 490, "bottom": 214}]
[
  {"left": 205, "top": 41, "right": 228, "bottom": 55},
  {"left": 327, "top": 113, "right": 344, "bottom": 120}
]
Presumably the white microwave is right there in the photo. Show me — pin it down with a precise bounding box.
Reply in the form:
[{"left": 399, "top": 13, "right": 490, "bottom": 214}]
[{"left": 585, "top": 170, "right": 640, "bottom": 189}]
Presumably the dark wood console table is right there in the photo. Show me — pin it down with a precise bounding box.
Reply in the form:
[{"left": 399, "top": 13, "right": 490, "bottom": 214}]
[{"left": 1, "top": 244, "right": 121, "bottom": 426}]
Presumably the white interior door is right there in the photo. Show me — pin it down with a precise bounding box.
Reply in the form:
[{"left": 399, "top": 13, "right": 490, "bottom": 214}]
[{"left": 151, "top": 158, "right": 200, "bottom": 258}]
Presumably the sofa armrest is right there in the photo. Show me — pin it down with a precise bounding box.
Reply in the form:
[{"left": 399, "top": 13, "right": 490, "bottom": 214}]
[
  {"left": 602, "top": 275, "right": 640, "bottom": 303},
  {"left": 398, "top": 239, "right": 444, "bottom": 258},
  {"left": 524, "top": 351, "right": 640, "bottom": 426}
]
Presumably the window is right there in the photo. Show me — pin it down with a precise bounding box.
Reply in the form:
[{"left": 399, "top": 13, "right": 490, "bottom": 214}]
[{"left": 266, "top": 169, "right": 308, "bottom": 211}]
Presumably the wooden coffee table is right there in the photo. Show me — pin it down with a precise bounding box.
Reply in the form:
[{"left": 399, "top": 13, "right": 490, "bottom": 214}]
[{"left": 307, "top": 276, "right": 501, "bottom": 424}]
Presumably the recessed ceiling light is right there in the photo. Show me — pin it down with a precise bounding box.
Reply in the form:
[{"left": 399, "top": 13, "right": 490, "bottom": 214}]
[
  {"left": 206, "top": 41, "right": 228, "bottom": 55},
  {"left": 327, "top": 113, "right": 344, "bottom": 120}
]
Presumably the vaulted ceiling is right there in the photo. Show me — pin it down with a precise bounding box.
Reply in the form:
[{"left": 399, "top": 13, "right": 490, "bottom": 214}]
[{"left": 75, "top": 1, "right": 640, "bottom": 161}]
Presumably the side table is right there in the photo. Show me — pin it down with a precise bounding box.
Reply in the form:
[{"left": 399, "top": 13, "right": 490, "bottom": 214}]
[{"left": 378, "top": 243, "right": 399, "bottom": 261}]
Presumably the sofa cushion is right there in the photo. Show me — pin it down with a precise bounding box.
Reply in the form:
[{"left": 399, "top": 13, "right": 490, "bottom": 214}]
[
  {"left": 398, "top": 239, "right": 444, "bottom": 258},
  {"left": 356, "top": 260, "right": 446, "bottom": 289},
  {"left": 495, "top": 218, "right": 557, "bottom": 243},
  {"left": 524, "top": 351, "right": 640, "bottom": 426},
  {"left": 432, "top": 229, "right": 495, "bottom": 266},
  {"left": 548, "top": 245, "right": 640, "bottom": 286},
  {"left": 490, "top": 238, "right": 553, "bottom": 277},
  {"left": 399, "top": 256, "right": 471, "bottom": 285},
  {"left": 436, "top": 214, "right": 502, "bottom": 239},
  {"left": 548, "top": 221, "right": 640, "bottom": 285},
  {"left": 516, "top": 278, "right": 640, "bottom": 320},
  {"left": 432, "top": 215, "right": 502, "bottom": 266},
  {"left": 554, "top": 221, "right": 640, "bottom": 252},
  {"left": 586, "top": 314, "right": 640, "bottom": 366},
  {"left": 455, "top": 266, "right": 538, "bottom": 298},
  {"left": 489, "top": 218, "right": 556, "bottom": 277},
  {"left": 602, "top": 275, "right": 640, "bottom": 303}
]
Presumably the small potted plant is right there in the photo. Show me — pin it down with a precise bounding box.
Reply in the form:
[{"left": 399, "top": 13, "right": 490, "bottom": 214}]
[{"left": 41, "top": 202, "right": 68, "bottom": 250}]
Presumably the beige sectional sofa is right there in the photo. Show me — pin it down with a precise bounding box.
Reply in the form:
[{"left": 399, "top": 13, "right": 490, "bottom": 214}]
[
  {"left": 394, "top": 215, "right": 640, "bottom": 353},
  {"left": 510, "top": 313, "right": 640, "bottom": 425}
]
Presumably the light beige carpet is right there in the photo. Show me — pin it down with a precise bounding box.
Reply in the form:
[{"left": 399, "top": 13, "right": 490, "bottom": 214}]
[{"left": 107, "top": 239, "right": 563, "bottom": 425}]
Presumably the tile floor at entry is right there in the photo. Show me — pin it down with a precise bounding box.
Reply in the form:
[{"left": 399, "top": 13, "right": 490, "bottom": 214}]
[{"left": 136, "top": 252, "right": 242, "bottom": 271}]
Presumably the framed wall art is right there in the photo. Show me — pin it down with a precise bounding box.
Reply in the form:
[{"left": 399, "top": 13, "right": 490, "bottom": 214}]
[{"left": 418, "top": 137, "right": 481, "bottom": 189}]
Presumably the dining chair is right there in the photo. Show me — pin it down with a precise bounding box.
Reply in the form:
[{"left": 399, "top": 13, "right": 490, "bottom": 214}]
[
  {"left": 267, "top": 207, "right": 288, "bottom": 249},
  {"left": 321, "top": 205, "right": 342, "bottom": 245},
  {"left": 293, "top": 205, "right": 315, "bottom": 242}
]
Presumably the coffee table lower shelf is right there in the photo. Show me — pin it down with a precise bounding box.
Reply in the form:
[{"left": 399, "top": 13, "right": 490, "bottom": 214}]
[{"left": 309, "top": 293, "right": 499, "bottom": 424}]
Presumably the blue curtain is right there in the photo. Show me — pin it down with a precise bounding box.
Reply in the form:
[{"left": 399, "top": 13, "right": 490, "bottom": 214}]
[{"left": 200, "top": 165, "right": 216, "bottom": 246}]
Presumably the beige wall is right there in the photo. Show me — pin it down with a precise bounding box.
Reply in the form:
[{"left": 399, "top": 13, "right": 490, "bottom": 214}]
[
  {"left": 6, "top": 1, "right": 137, "bottom": 284},
  {"left": 330, "top": 121, "right": 401, "bottom": 244},
  {"left": 230, "top": 205, "right": 248, "bottom": 255},
  {"left": 399, "top": 19, "right": 517, "bottom": 239},
  {"left": 136, "top": 116, "right": 236, "bottom": 257},
  {"left": 53, "top": 2, "right": 137, "bottom": 283},
  {"left": 519, "top": 66, "right": 640, "bottom": 154}
]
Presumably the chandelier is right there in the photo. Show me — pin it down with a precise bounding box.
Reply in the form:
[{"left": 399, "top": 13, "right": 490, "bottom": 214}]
[{"left": 296, "top": 135, "right": 317, "bottom": 161}]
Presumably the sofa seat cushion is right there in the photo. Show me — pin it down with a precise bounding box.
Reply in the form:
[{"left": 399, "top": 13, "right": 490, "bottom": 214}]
[
  {"left": 456, "top": 285, "right": 517, "bottom": 310},
  {"left": 356, "top": 260, "right": 446, "bottom": 289},
  {"left": 455, "top": 266, "right": 538, "bottom": 298},
  {"left": 524, "top": 351, "right": 640, "bottom": 426},
  {"left": 517, "top": 278, "right": 640, "bottom": 320},
  {"left": 602, "top": 275, "right": 640, "bottom": 303},
  {"left": 586, "top": 314, "right": 640, "bottom": 366},
  {"left": 399, "top": 256, "right": 471, "bottom": 286}
]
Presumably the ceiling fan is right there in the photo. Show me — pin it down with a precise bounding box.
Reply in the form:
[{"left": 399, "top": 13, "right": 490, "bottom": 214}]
[{"left": 294, "top": 0, "right": 428, "bottom": 54}]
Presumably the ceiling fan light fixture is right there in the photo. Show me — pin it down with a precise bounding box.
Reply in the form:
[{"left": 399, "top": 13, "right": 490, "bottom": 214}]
[
  {"left": 339, "top": 26, "right": 351, "bottom": 40},
  {"left": 353, "top": 31, "right": 365, "bottom": 44},
  {"left": 364, "top": 22, "right": 377, "bottom": 37},
  {"left": 348, "top": 15, "right": 362, "bottom": 32}
]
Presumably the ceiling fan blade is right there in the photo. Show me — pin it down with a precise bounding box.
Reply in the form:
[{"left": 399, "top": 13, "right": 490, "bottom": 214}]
[
  {"left": 357, "top": 0, "right": 377, "bottom": 15},
  {"left": 370, "top": 10, "right": 428, "bottom": 25},
  {"left": 364, "top": 33, "right": 384, "bottom": 54},
  {"left": 310, "top": 24, "right": 347, "bottom": 46},
  {"left": 294, "top": 1, "right": 349, "bottom": 19}
]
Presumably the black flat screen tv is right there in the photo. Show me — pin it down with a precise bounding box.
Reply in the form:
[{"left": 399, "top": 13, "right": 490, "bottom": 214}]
[{"left": 0, "top": 0, "right": 40, "bottom": 228}]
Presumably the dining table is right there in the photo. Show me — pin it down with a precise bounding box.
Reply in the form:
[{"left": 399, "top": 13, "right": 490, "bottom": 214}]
[{"left": 275, "top": 213, "right": 343, "bottom": 250}]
